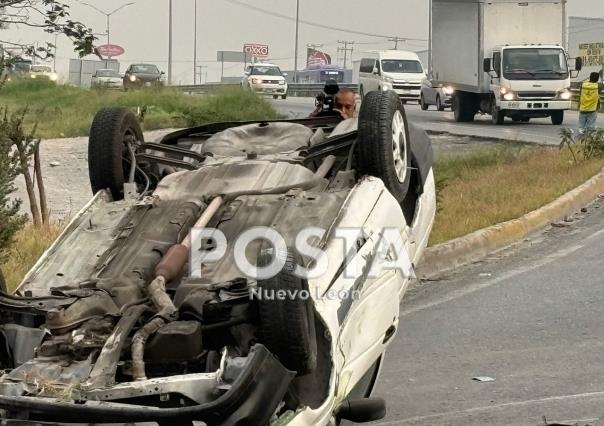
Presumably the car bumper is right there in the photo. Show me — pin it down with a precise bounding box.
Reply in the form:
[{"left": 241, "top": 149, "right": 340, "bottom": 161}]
[
  {"left": 250, "top": 84, "right": 288, "bottom": 94},
  {"left": 0, "top": 345, "right": 294, "bottom": 425},
  {"left": 389, "top": 87, "right": 421, "bottom": 100},
  {"left": 498, "top": 100, "right": 570, "bottom": 110}
]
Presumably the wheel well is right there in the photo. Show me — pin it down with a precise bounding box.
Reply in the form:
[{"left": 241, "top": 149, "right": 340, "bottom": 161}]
[{"left": 401, "top": 164, "right": 420, "bottom": 225}]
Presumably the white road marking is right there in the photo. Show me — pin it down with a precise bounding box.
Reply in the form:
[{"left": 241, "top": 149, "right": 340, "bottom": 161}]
[
  {"left": 401, "top": 228, "right": 604, "bottom": 317},
  {"left": 373, "top": 390, "right": 604, "bottom": 425}
]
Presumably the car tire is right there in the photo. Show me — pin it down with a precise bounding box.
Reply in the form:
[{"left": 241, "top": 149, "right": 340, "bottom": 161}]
[
  {"left": 492, "top": 108, "right": 505, "bottom": 125},
  {"left": 282, "top": 94, "right": 287, "bottom": 100},
  {"left": 257, "top": 248, "right": 317, "bottom": 375},
  {"left": 357, "top": 90, "right": 412, "bottom": 203},
  {"left": 436, "top": 95, "right": 445, "bottom": 112},
  {"left": 420, "top": 94, "right": 429, "bottom": 111},
  {"left": 88, "top": 107, "right": 144, "bottom": 201},
  {"left": 452, "top": 93, "right": 476, "bottom": 122},
  {"left": 551, "top": 110, "right": 564, "bottom": 125}
]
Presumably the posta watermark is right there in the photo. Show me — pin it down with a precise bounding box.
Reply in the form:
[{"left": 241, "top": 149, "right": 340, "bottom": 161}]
[{"left": 189, "top": 226, "right": 415, "bottom": 282}]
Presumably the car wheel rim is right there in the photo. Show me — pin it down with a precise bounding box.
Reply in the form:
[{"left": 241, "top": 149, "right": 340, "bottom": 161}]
[{"left": 391, "top": 110, "right": 408, "bottom": 183}]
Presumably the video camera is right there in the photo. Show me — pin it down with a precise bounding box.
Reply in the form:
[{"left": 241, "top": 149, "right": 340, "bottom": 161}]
[{"left": 314, "top": 79, "right": 341, "bottom": 116}]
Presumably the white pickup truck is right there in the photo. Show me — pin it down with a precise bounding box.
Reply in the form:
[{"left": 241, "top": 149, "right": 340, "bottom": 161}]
[{"left": 431, "top": 0, "right": 582, "bottom": 125}]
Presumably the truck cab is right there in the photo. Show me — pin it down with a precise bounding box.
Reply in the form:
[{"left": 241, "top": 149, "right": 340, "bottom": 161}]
[{"left": 483, "top": 45, "right": 578, "bottom": 124}]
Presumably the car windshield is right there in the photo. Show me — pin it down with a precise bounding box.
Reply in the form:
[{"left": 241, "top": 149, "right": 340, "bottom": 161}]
[
  {"left": 96, "top": 70, "right": 120, "bottom": 77},
  {"left": 502, "top": 48, "right": 568, "bottom": 80},
  {"left": 13, "top": 61, "right": 32, "bottom": 72},
  {"left": 381, "top": 60, "right": 423, "bottom": 74},
  {"left": 132, "top": 65, "right": 160, "bottom": 74},
  {"left": 31, "top": 66, "right": 52, "bottom": 73},
  {"left": 251, "top": 66, "right": 282, "bottom": 76}
]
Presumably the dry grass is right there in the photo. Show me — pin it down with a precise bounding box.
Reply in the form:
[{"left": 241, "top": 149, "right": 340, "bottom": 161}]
[
  {"left": 1, "top": 223, "right": 63, "bottom": 293},
  {"left": 430, "top": 147, "right": 604, "bottom": 245}
]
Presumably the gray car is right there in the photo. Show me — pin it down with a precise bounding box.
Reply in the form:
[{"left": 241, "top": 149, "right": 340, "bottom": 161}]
[{"left": 420, "top": 79, "right": 454, "bottom": 111}]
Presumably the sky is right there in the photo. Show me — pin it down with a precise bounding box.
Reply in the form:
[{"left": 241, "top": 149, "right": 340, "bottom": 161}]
[{"left": 3, "top": 0, "right": 604, "bottom": 84}]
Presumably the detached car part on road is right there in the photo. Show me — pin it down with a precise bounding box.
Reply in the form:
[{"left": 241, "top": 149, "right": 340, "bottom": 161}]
[{"left": 0, "top": 90, "right": 436, "bottom": 425}]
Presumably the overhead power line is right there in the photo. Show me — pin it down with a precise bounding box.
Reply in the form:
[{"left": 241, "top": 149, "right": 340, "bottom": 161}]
[{"left": 223, "top": 0, "right": 427, "bottom": 43}]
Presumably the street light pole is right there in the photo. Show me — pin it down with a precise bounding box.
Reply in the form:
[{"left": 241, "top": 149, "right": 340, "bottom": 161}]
[
  {"left": 193, "top": 0, "right": 197, "bottom": 85},
  {"left": 168, "top": 0, "right": 173, "bottom": 85},
  {"left": 293, "top": 0, "right": 300, "bottom": 83},
  {"left": 80, "top": 2, "right": 135, "bottom": 47}
]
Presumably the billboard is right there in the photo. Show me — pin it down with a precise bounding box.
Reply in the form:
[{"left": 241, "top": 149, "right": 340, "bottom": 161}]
[
  {"left": 95, "top": 44, "right": 125, "bottom": 58},
  {"left": 306, "top": 48, "right": 332, "bottom": 68},
  {"left": 569, "top": 17, "right": 604, "bottom": 81},
  {"left": 217, "top": 51, "right": 251, "bottom": 63},
  {"left": 578, "top": 42, "right": 604, "bottom": 67},
  {"left": 243, "top": 44, "right": 269, "bottom": 58}
]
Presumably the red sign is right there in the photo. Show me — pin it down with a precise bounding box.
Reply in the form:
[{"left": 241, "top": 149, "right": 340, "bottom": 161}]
[
  {"left": 96, "top": 44, "right": 125, "bottom": 58},
  {"left": 306, "top": 48, "right": 332, "bottom": 68},
  {"left": 243, "top": 43, "right": 269, "bottom": 58}
]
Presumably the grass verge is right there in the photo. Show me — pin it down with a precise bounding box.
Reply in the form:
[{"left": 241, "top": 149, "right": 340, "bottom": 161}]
[
  {"left": 431, "top": 146, "right": 604, "bottom": 245},
  {"left": 2, "top": 223, "right": 62, "bottom": 293},
  {"left": 0, "top": 79, "right": 279, "bottom": 138}
]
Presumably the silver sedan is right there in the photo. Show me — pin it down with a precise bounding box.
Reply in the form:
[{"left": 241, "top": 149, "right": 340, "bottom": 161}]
[{"left": 420, "top": 79, "right": 454, "bottom": 111}]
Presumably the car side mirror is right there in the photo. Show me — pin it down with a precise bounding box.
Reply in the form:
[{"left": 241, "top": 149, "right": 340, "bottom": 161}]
[
  {"left": 570, "top": 70, "right": 580, "bottom": 79},
  {"left": 483, "top": 58, "right": 492, "bottom": 73},
  {"left": 372, "top": 67, "right": 379, "bottom": 75},
  {"left": 575, "top": 57, "right": 583, "bottom": 72},
  {"left": 283, "top": 72, "right": 288, "bottom": 76},
  {"left": 160, "top": 71, "right": 165, "bottom": 75}
]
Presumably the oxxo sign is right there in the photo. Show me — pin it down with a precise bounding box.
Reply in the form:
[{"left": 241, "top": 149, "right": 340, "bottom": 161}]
[{"left": 243, "top": 43, "right": 269, "bottom": 58}]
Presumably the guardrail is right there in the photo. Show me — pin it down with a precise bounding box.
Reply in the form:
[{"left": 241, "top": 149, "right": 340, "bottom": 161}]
[{"left": 176, "top": 83, "right": 358, "bottom": 97}]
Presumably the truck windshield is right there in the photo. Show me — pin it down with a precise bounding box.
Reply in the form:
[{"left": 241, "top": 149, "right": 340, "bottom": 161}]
[
  {"left": 502, "top": 48, "right": 568, "bottom": 80},
  {"left": 381, "top": 60, "right": 423, "bottom": 74}
]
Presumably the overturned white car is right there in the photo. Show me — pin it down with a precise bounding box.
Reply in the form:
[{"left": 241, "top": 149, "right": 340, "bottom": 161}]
[{"left": 0, "top": 90, "right": 435, "bottom": 425}]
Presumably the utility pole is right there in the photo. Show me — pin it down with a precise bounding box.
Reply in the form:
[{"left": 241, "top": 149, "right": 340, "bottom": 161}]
[
  {"left": 53, "top": 34, "right": 58, "bottom": 72},
  {"left": 388, "top": 37, "right": 406, "bottom": 50},
  {"left": 193, "top": 0, "right": 197, "bottom": 85},
  {"left": 293, "top": 0, "right": 300, "bottom": 83},
  {"left": 337, "top": 40, "right": 354, "bottom": 70},
  {"left": 428, "top": 0, "right": 433, "bottom": 77},
  {"left": 168, "top": 0, "right": 173, "bottom": 85}
]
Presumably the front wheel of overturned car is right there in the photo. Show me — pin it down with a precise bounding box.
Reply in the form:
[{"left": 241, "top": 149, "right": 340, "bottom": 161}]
[
  {"left": 257, "top": 248, "right": 317, "bottom": 375},
  {"left": 357, "top": 90, "right": 412, "bottom": 203},
  {"left": 88, "top": 107, "right": 144, "bottom": 201}
]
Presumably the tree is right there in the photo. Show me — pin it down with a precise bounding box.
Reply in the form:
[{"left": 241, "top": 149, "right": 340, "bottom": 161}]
[
  {"left": 0, "top": 0, "right": 95, "bottom": 60},
  {"left": 0, "top": 109, "right": 27, "bottom": 262}
]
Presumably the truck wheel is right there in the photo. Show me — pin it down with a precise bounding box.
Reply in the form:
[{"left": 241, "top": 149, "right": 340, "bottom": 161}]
[
  {"left": 88, "top": 107, "right": 144, "bottom": 201},
  {"left": 492, "top": 108, "right": 505, "bottom": 125},
  {"left": 551, "top": 111, "right": 564, "bottom": 125},
  {"left": 420, "top": 94, "right": 429, "bottom": 111},
  {"left": 357, "top": 90, "right": 412, "bottom": 203},
  {"left": 436, "top": 95, "right": 445, "bottom": 111},
  {"left": 453, "top": 93, "right": 475, "bottom": 122},
  {"left": 257, "top": 248, "right": 317, "bottom": 375}
]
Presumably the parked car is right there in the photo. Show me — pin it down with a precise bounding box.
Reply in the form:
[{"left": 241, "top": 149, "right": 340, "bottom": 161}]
[
  {"left": 123, "top": 63, "right": 165, "bottom": 90},
  {"left": 358, "top": 50, "right": 426, "bottom": 103},
  {"left": 29, "top": 65, "right": 59, "bottom": 82},
  {"left": 241, "top": 63, "right": 288, "bottom": 99},
  {"left": 0, "top": 90, "right": 436, "bottom": 425},
  {"left": 420, "top": 79, "right": 454, "bottom": 111},
  {"left": 91, "top": 69, "right": 123, "bottom": 90}
]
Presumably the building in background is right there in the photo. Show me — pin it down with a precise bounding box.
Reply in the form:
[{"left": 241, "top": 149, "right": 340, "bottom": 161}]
[
  {"left": 568, "top": 16, "right": 604, "bottom": 82},
  {"left": 69, "top": 59, "right": 120, "bottom": 88}
]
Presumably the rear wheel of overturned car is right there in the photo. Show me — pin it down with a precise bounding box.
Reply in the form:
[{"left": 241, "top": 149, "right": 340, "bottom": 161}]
[
  {"left": 88, "top": 107, "right": 145, "bottom": 201},
  {"left": 357, "top": 90, "right": 412, "bottom": 203},
  {"left": 257, "top": 248, "right": 317, "bottom": 375}
]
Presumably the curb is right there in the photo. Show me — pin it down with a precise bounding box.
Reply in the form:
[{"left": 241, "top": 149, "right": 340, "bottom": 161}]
[{"left": 417, "top": 166, "right": 604, "bottom": 279}]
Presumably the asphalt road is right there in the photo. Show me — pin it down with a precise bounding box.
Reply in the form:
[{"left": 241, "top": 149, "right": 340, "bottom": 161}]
[
  {"left": 270, "top": 97, "right": 600, "bottom": 145},
  {"left": 370, "top": 197, "right": 604, "bottom": 426}
]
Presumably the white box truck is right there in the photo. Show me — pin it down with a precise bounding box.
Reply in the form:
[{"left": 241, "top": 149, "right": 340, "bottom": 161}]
[{"left": 431, "top": 0, "right": 582, "bottom": 125}]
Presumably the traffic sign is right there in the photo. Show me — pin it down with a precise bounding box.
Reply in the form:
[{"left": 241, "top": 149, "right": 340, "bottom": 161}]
[
  {"left": 96, "top": 44, "right": 125, "bottom": 58},
  {"left": 243, "top": 44, "right": 269, "bottom": 58}
]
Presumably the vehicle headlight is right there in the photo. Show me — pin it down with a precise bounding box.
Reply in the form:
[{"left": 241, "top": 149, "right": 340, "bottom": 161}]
[
  {"left": 49, "top": 73, "right": 58, "bottom": 81},
  {"left": 443, "top": 86, "right": 454, "bottom": 95},
  {"left": 383, "top": 76, "right": 394, "bottom": 83},
  {"left": 559, "top": 89, "right": 572, "bottom": 100},
  {"left": 503, "top": 92, "right": 516, "bottom": 101},
  {"left": 382, "top": 85, "right": 390, "bottom": 91},
  {"left": 30, "top": 74, "right": 36, "bottom": 79},
  {"left": 129, "top": 75, "right": 137, "bottom": 82},
  {"left": 252, "top": 78, "right": 260, "bottom": 84},
  {"left": 279, "top": 80, "right": 285, "bottom": 85}
]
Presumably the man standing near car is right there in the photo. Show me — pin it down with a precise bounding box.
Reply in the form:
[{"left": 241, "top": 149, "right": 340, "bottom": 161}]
[
  {"left": 309, "top": 88, "right": 357, "bottom": 120},
  {"left": 578, "top": 72, "right": 601, "bottom": 134}
]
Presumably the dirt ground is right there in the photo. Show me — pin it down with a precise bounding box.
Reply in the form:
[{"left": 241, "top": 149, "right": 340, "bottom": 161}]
[{"left": 12, "top": 131, "right": 505, "bottom": 220}]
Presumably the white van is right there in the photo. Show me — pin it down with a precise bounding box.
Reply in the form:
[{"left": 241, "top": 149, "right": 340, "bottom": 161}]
[{"left": 358, "top": 50, "right": 426, "bottom": 103}]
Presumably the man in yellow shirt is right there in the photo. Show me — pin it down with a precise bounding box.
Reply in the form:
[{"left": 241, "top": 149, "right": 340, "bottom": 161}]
[{"left": 578, "top": 72, "right": 601, "bottom": 134}]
